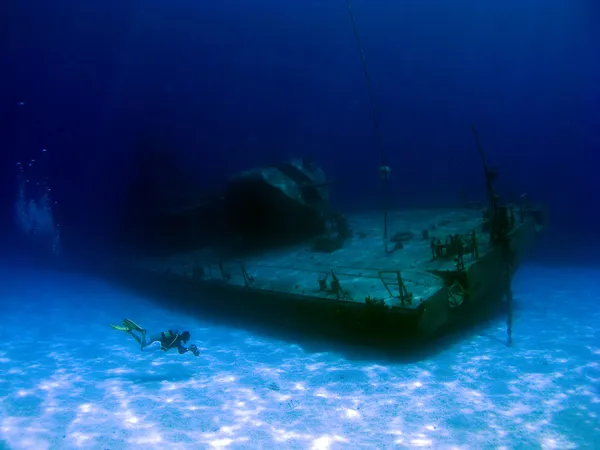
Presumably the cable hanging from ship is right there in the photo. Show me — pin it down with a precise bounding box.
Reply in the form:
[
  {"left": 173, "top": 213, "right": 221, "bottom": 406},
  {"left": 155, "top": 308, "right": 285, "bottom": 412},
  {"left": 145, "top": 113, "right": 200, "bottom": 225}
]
[{"left": 344, "top": 0, "right": 392, "bottom": 254}]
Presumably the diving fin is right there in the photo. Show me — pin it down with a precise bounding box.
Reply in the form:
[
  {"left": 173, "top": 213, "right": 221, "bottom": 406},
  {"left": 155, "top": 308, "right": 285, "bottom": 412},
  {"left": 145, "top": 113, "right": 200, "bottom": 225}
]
[
  {"left": 122, "top": 318, "right": 145, "bottom": 332},
  {"left": 110, "top": 324, "right": 130, "bottom": 332}
]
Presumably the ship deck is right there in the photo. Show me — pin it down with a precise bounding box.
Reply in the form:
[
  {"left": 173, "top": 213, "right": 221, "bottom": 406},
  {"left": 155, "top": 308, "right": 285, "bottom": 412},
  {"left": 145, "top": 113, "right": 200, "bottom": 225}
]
[{"left": 130, "top": 208, "right": 492, "bottom": 310}]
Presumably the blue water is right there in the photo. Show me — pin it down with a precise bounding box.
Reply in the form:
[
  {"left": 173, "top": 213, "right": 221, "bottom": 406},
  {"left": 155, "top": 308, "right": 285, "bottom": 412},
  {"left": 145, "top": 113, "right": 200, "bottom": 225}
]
[
  {"left": 1, "top": 1, "right": 599, "bottom": 448},
  {"left": 0, "top": 262, "right": 598, "bottom": 449}
]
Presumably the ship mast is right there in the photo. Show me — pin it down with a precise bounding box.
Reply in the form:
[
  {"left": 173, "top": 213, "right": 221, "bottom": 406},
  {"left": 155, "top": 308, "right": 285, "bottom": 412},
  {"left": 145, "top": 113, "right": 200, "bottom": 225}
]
[{"left": 471, "top": 125, "right": 514, "bottom": 347}]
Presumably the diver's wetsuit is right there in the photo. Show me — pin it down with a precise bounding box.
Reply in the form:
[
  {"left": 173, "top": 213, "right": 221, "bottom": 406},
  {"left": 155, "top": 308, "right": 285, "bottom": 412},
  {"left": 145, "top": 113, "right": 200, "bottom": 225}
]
[{"left": 129, "top": 329, "right": 192, "bottom": 354}]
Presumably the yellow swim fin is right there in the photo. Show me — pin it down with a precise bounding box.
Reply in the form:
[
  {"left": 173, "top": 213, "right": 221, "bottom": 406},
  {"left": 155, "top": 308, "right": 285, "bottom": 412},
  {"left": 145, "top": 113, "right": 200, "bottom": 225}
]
[
  {"left": 110, "top": 324, "right": 130, "bottom": 332},
  {"left": 122, "top": 318, "right": 145, "bottom": 332}
]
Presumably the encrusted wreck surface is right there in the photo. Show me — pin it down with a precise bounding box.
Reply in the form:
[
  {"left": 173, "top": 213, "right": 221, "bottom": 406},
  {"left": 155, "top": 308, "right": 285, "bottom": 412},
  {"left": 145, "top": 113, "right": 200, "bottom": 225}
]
[
  {"left": 136, "top": 209, "right": 480, "bottom": 304},
  {"left": 225, "top": 158, "right": 331, "bottom": 247}
]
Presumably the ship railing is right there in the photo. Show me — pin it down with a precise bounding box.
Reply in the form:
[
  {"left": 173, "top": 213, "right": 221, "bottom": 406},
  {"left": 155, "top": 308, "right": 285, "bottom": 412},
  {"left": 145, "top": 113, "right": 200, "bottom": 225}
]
[
  {"left": 176, "top": 257, "right": 441, "bottom": 308},
  {"left": 430, "top": 226, "right": 483, "bottom": 270}
]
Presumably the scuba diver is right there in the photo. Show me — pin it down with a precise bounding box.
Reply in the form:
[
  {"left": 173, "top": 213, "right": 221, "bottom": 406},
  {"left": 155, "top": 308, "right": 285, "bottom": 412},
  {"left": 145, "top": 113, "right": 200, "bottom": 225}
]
[{"left": 111, "top": 318, "right": 200, "bottom": 356}]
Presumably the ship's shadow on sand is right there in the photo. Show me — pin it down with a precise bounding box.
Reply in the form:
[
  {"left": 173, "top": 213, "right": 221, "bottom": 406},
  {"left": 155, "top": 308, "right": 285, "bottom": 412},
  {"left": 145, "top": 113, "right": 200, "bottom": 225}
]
[{"left": 103, "top": 268, "right": 513, "bottom": 364}]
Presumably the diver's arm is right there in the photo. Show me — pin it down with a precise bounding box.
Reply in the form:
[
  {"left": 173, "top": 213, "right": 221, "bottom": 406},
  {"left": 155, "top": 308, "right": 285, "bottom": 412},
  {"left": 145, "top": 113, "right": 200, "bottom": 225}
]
[
  {"left": 178, "top": 343, "right": 199, "bottom": 356},
  {"left": 177, "top": 344, "right": 189, "bottom": 355}
]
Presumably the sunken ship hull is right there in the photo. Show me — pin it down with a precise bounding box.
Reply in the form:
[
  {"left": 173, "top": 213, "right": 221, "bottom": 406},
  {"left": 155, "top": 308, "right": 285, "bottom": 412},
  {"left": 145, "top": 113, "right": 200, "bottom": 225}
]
[{"left": 109, "top": 159, "right": 545, "bottom": 344}]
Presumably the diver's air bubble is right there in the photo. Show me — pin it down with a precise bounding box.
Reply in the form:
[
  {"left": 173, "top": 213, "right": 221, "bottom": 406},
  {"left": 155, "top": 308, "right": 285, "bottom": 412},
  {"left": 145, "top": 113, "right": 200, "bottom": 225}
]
[{"left": 14, "top": 147, "right": 61, "bottom": 258}]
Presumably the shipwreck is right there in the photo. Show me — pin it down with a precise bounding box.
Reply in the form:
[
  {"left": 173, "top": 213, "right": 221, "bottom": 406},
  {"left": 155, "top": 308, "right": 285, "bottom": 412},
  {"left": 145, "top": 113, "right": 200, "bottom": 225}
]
[{"left": 108, "top": 139, "right": 545, "bottom": 345}]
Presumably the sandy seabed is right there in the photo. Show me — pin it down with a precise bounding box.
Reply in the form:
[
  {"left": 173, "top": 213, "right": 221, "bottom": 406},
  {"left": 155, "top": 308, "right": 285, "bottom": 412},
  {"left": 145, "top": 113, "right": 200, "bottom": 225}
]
[{"left": 0, "top": 263, "right": 598, "bottom": 450}]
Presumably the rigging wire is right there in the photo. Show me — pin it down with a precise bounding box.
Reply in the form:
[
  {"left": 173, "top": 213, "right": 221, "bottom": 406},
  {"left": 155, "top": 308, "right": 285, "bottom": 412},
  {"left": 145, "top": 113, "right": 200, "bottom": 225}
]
[{"left": 344, "top": 0, "right": 391, "bottom": 253}]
